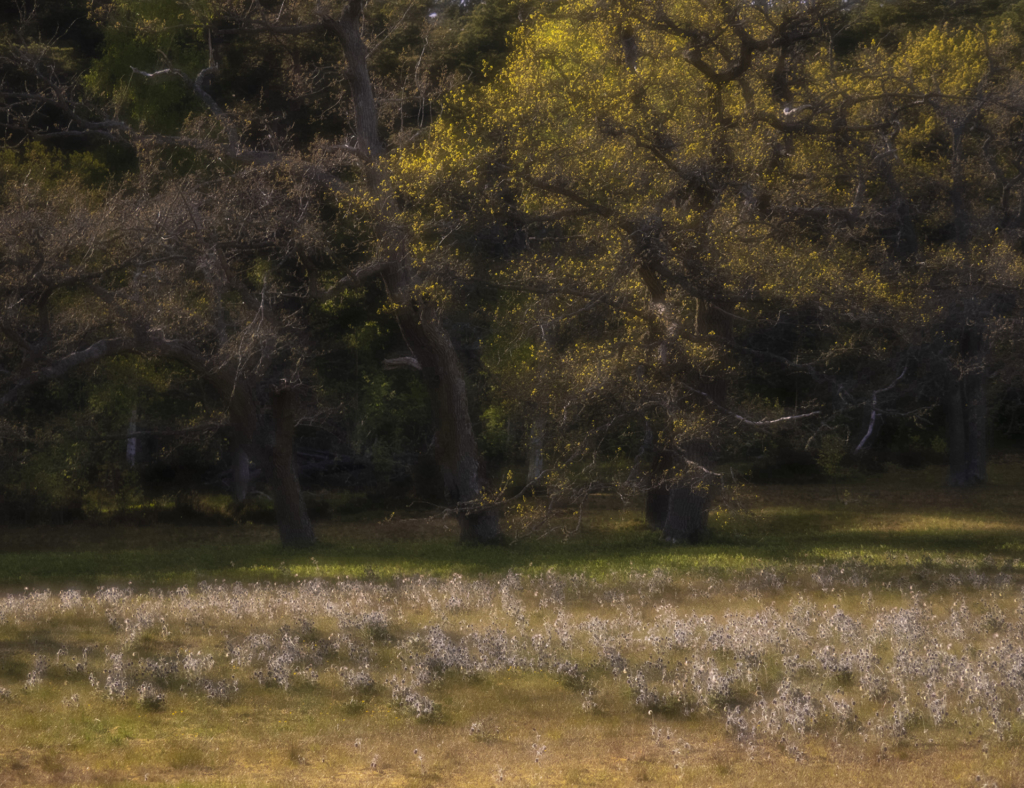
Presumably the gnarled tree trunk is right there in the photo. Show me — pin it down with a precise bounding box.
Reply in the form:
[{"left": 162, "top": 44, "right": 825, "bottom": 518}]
[
  {"left": 331, "top": 0, "right": 501, "bottom": 543},
  {"left": 645, "top": 298, "right": 729, "bottom": 543},
  {"left": 383, "top": 268, "right": 502, "bottom": 543},
  {"left": 213, "top": 368, "right": 314, "bottom": 548}
]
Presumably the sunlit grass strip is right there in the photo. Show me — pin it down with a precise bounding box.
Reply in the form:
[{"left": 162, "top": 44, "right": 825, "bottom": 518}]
[
  {"left": 4, "top": 463, "right": 1024, "bottom": 589},
  {"left": 2, "top": 515, "right": 1023, "bottom": 591}
]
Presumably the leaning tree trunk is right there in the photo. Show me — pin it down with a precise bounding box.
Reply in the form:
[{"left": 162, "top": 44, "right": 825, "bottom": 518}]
[
  {"left": 946, "top": 324, "right": 987, "bottom": 486},
  {"left": 328, "top": 1, "right": 500, "bottom": 543},
  {"left": 384, "top": 269, "right": 502, "bottom": 543}
]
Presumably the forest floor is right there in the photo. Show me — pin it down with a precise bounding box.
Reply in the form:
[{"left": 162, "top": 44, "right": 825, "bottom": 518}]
[{"left": 1, "top": 462, "right": 1022, "bottom": 787}]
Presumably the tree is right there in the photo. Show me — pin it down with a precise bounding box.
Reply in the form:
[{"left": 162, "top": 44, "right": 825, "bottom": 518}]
[
  {"left": 901, "top": 23, "right": 1024, "bottom": 485},
  {"left": 202, "top": 0, "right": 506, "bottom": 541},
  {"left": 1, "top": 0, "right": 518, "bottom": 543},
  {"left": 7, "top": 0, "right": 1023, "bottom": 547},
  {"left": 448, "top": 0, "right": 1024, "bottom": 513},
  {"left": 414, "top": 0, "right": 899, "bottom": 542},
  {"left": 828, "top": 17, "right": 1024, "bottom": 484},
  {"left": 0, "top": 149, "right": 337, "bottom": 545}
]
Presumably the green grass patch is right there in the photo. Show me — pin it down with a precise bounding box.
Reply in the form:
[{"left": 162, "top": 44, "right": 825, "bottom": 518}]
[{"left": 3, "top": 464, "right": 1023, "bottom": 591}]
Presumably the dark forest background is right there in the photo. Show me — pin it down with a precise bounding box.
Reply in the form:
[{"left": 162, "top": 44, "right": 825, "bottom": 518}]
[{"left": 3, "top": 0, "right": 1024, "bottom": 547}]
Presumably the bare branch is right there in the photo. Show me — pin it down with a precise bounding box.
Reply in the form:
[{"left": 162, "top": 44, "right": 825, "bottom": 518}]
[
  {"left": 132, "top": 63, "right": 240, "bottom": 157},
  {"left": 382, "top": 356, "right": 422, "bottom": 371},
  {"left": 321, "top": 258, "right": 396, "bottom": 299},
  {"left": 0, "top": 337, "right": 134, "bottom": 410},
  {"left": 676, "top": 379, "right": 822, "bottom": 430},
  {"left": 853, "top": 366, "right": 907, "bottom": 455}
]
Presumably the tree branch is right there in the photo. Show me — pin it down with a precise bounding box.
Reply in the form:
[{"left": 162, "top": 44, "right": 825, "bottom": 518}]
[{"left": 0, "top": 337, "right": 134, "bottom": 410}]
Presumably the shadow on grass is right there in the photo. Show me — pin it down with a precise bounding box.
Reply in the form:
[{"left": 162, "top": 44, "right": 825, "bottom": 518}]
[{"left": 2, "top": 464, "right": 1023, "bottom": 589}]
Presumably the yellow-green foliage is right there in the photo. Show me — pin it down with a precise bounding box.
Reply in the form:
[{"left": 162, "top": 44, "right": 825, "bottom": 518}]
[{"left": 392, "top": 1, "right": 1024, "bottom": 485}]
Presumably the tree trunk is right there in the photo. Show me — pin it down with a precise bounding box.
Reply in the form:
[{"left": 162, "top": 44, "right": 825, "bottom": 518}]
[
  {"left": 231, "top": 441, "right": 250, "bottom": 504},
  {"left": 646, "top": 446, "right": 712, "bottom": 544},
  {"left": 647, "top": 300, "right": 731, "bottom": 543},
  {"left": 963, "top": 363, "right": 987, "bottom": 483},
  {"left": 264, "top": 388, "right": 316, "bottom": 547},
  {"left": 126, "top": 403, "right": 138, "bottom": 468},
  {"left": 947, "top": 325, "right": 986, "bottom": 486},
  {"left": 526, "top": 416, "right": 545, "bottom": 485},
  {"left": 224, "top": 380, "right": 315, "bottom": 548},
  {"left": 384, "top": 270, "right": 502, "bottom": 543},
  {"left": 636, "top": 202, "right": 733, "bottom": 540},
  {"left": 945, "top": 123, "right": 986, "bottom": 486},
  {"left": 526, "top": 322, "right": 553, "bottom": 487},
  {"left": 646, "top": 466, "right": 711, "bottom": 544},
  {"left": 662, "top": 482, "right": 709, "bottom": 544},
  {"left": 645, "top": 449, "right": 672, "bottom": 529},
  {"left": 227, "top": 405, "right": 253, "bottom": 504},
  {"left": 328, "top": 3, "right": 500, "bottom": 543}
]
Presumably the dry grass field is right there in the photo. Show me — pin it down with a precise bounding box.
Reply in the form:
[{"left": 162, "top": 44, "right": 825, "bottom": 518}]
[{"left": 1, "top": 463, "right": 1023, "bottom": 787}]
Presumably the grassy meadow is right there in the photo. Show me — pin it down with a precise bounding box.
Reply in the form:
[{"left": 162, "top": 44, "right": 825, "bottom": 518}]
[{"left": 1, "top": 462, "right": 1023, "bottom": 787}]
